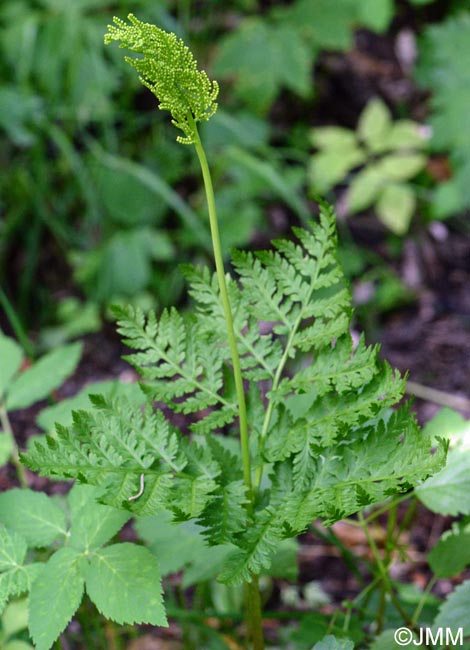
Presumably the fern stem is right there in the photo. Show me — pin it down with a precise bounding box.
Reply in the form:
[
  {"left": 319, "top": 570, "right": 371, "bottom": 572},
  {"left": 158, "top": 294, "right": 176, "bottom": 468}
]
[
  {"left": 191, "top": 120, "right": 253, "bottom": 498},
  {"left": 246, "top": 577, "right": 265, "bottom": 650},
  {"left": 191, "top": 120, "right": 264, "bottom": 649}
]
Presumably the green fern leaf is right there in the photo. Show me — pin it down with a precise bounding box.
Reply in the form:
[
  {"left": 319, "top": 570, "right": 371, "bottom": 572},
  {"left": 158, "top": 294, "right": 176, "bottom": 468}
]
[
  {"left": 198, "top": 480, "right": 248, "bottom": 545},
  {"left": 112, "top": 305, "right": 238, "bottom": 432},
  {"left": 218, "top": 504, "right": 286, "bottom": 585}
]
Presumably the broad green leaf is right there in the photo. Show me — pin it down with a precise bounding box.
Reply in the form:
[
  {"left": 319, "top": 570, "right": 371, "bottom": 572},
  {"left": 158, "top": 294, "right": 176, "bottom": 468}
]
[
  {"left": 264, "top": 538, "right": 299, "bottom": 580},
  {"left": 0, "top": 489, "right": 67, "bottom": 547},
  {"left": 2, "top": 598, "right": 28, "bottom": 639},
  {"left": 310, "top": 127, "right": 358, "bottom": 151},
  {"left": 6, "top": 343, "right": 82, "bottom": 411},
  {"left": 68, "top": 484, "right": 130, "bottom": 551},
  {"left": 202, "top": 109, "right": 269, "bottom": 152},
  {"left": 136, "top": 512, "right": 207, "bottom": 577},
  {"left": 84, "top": 543, "right": 167, "bottom": 626},
  {"left": 310, "top": 149, "right": 365, "bottom": 194},
  {"left": 369, "top": 629, "right": 422, "bottom": 650},
  {"left": 422, "top": 408, "right": 470, "bottom": 445},
  {"left": 358, "top": 99, "right": 391, "bottom": 152},
  {"left": 430, "top": 181, "right": 462, "bottom": 220},
  {"left": 428, "top": 522, "right": 470, "bottom": 577},
  {"left": 0, "top": 335, "right": 23, "bottom": 400},
  {"left": 4, "top": 642, "right": 34, "bottom": 650},
  {"left": 36, "top": 380, "right": 146, "bottom": 432},
  {"left": 90, "top": 147, "right": 210, "bottom": 252},
  {"left": 182, "top": 544, "right": 235, "bottom": 588},
  {"left": 286, "top": 0, "right": 357, "bottom": 50},
  {"left": 379, "top": 153, "right": 426, "bottom": 181},
  {"left": 314, "top": 635, "right": 354, "bottom": 650},
  {"left": 416, "top": 448, "right": 470, "bottom": 515},
  {"left": 77, "top": 228, "right": 174, "bottom": 300},
  {"left": 0, "top": 527, "right": 27, "bottom": 571},
  {"left": 433, "top": 580, "right": 470, "bottom": 635},
  {"left": 347, "top": 167, "right": 383, "bottom": 213},
  {"left": 385, "top": 121, "right": 427, "bottom": 150},
  {"left": 29, "top": 547, "right": 84, "bottom": 650},
  {"left": 0, "top": 432, "right": 13, "bottom": 466},
  {"left": 356, "top": 0, "right": 393, "bottom": 33},
  {"left": 91, "top": 162, "right": 164, "bottom": 226},
  {"left": 213, "top": 19, "right": 311, "bottom": 113},
  {"left": 376, "top": 184, "right": 415, "bottom": 234}
]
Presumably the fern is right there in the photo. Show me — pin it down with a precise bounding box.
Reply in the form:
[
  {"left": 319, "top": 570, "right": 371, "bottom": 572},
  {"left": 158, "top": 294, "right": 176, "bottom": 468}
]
[
  {"left": 104, "top": 14, "right": 218, "bottom": 144},
  {"left": 23, "top": 205, "right": 445, "bottom": 578},
  {"left": 20, "top": 17, "right": 446, "bottom": 647}
]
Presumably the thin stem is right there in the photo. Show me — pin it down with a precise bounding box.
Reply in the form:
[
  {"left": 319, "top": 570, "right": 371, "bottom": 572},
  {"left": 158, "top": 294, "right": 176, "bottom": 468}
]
[
  {"left": 412, "top": 576, "right": 437, "bottom": 625},
  {"left": 191, "top": 121, "right": 252, "bottom": 499},
  {"left": 246, "top": 577, "right": 265, "bottom": 650},
  {"left": 0, "top": 405, "right": 28, "bottom": 488},
  {"left": 191, "top": 119, "right": 263, "bottom": 649},
  {"left": 406, "top": 380, "right": 470, "bottom": 412}
]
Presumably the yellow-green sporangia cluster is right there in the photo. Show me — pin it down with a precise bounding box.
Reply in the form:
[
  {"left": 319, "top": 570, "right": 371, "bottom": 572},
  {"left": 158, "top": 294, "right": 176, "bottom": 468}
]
[{"left": 105, "top": 14, "right": 219, "bottom": 144}]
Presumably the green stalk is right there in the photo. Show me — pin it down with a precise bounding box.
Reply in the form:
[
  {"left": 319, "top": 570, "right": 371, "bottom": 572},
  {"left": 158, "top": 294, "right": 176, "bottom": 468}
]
[
  {"left": 191, "top": 121, "right": 252, "bottom": 499},
  {"left": 191, "top": 119, "right": 264, "bottom": 650},
  {"left": 0, "top": 405, "right": 28, "bottom": 488}
]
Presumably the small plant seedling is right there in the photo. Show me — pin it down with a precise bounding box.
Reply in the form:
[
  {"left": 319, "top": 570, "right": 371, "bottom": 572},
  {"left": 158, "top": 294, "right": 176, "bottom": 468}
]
[
  {"left": 309, "top": 98, "right": 428, "bottom": 234},
  {"left": 19, "top": 14, "right": 446, "bottom": 650}
]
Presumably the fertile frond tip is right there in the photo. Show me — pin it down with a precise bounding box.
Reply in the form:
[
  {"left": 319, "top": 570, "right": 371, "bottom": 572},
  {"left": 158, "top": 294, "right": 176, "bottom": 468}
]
[{"left": 104, "top": 14, "right": 219, "bottom": 144}]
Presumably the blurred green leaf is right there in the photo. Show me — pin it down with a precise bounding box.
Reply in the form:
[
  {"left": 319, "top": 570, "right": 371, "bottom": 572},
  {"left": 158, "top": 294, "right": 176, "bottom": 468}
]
[
  {"left": 285, "top": 0, "right": 357, "bottom": 50},
  {"left": 0, "top": 87, "right": 43, "bottom": 147},
  {"left": 433, "top": 580, "right": 470, "bottom": 636},
  {"left": 416, "top": 14, "right": 470, "bottom": 209},
  {"left": 358, "top": 99, "right": 392, "bottom": 152},
  {"left": 376, "top": 183, "right": 415, "bottom": 234},
  {"left": 213, "top": 19, "right": 311, "bottom": 113},
  {"left": 0, "top": 334, "right": 23, "bottom": 400},
  {"left": 379, "top": 154, "right": 426, "bottom": 181},
  {"left": 347, "top": 167, "right": 383, "bottom": 213},
  {"left": 314, "top": 635, "right": 354, "bottom": 650},
  {"left": 6, "top": 342, "right": 82, "bottom": 411},
  {"left": 385, "top": 121, "right": 427, "bottom": 150},
  {"left": 0, "top": 433, "right": 13, "bottom": 467},
  {"left": 416, "top": 448, "right": 470, "bottom": 515},
  {"left": 428, "top": 520, "right": 470, "bottom": 577},
  {"left": 310, "top": 127, "right": 358, "bottom": 151},
  {"left": 356, "top": 0, "right": 394, "bottom": 32},
  {"left": 310, "top": 148, "right": 365, "bottom": 193},
  {"left": 74, "top": 228, "right": 174, "bottom": 301},
  {"left": 37, "top": 380, "right": 145, "bottom": 433},
  {"left": 2, "top": 599, "right": 29, "bottom": 642}
]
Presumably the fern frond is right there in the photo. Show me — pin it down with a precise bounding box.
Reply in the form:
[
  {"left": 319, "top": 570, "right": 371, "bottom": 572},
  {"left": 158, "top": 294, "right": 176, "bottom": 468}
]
[
  {"left": 171, "top": 476, "right": 217, "bottom": 519},
  {"left": 21, "top": 397, "right": 187, "bottom": 514},
  {"left": 105, "top": 14, "right": 218, "bottom": 144},
  {"left": 182, "top": 264, "right": 282, "bottom": 382},
  {"left": 289, "top": 408, "right": 448, "bottom": 529},
  {"left": 198, "top": 480, "right": 248, "bottom": 545},
  {"left": 276, "top": 334, "right": 378, "bottom": 400},
  {"left": 218, "top": 504, "right": 286, "bottom": 585},
  {"left": 112, "top": 305, "right": 237, "bottom": 433}
]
